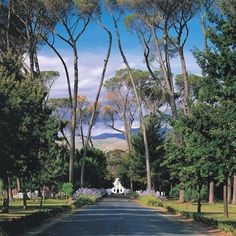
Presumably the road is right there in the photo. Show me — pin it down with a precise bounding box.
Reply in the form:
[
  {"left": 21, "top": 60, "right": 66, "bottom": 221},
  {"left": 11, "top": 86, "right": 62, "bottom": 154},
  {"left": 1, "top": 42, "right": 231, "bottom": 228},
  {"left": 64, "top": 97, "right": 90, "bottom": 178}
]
[{"left": 29, "top": 196, "right": 213, "bottom": 236}]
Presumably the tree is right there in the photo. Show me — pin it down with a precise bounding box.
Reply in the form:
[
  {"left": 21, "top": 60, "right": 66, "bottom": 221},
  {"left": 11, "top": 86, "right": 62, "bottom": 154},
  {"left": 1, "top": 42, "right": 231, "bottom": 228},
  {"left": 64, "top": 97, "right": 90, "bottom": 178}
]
[
  {"left": 103, "top": 69, "right": 138, "bottom": 153},
  {"left": 79, "top": 12, "right": 112, "bottom": 187},
  {"left": 131, "top": 115, "right": 166, "bottom": 191},
  {"left": 42, "top": 0, "right": 98, "bottom": 184},
  {"left": 0, "top": 53, "right": 62, "bottom": 210},
  {"left": 164, "top": 105, "right": 217, "bottom": 213},
  {"left": 77, "top": 147, "right": 108, "bottom": 188},
  {"left": 106, "top": 150, "right": 131, "bottom": 188},
  {"left": 106, "top": 0, "right": 152, "bottom": 191},
  {"left": 193, "top": 0, "right": 236, "bottom": 216}
]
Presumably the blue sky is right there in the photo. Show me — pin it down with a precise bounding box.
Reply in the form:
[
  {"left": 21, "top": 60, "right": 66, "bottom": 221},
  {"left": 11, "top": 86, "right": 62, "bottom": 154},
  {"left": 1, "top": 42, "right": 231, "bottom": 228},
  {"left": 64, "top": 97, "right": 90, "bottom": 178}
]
[{"left": 36, "top": 12, "right": 203, "bottom": 134}]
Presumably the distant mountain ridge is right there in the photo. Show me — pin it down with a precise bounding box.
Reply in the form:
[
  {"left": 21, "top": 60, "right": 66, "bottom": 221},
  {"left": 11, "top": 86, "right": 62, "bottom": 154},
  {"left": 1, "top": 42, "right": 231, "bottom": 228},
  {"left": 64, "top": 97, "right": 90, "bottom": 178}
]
[
  {"left": 91, "top": 127, "right": 170, "bottom": 140},
  {"left": 91, "top": 128, "right": 139, "bottom": 140}
]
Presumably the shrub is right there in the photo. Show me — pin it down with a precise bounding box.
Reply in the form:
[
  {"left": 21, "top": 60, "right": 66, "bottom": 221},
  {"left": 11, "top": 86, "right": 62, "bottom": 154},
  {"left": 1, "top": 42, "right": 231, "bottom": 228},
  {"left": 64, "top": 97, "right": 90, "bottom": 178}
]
[
  {"left": 61, "top": 183, "right": 74, "bottom": 198},
  {"left": 129, "top": 191, "right": 139, "bottom": 199},
  {"left": 74, "top": 195, "right": 99, "bottom": 207},
  {"left": 73, "top": 188, "right": 105, "bottom": 199},
  {"left": 218, "top": 223, "right": 235, "bottom": 235},
  {"left": 139, "top": 195, "right": 163, "bottom": 207},
  {"left": 0, "top": 206, "right": 71, "bottom": 236}
]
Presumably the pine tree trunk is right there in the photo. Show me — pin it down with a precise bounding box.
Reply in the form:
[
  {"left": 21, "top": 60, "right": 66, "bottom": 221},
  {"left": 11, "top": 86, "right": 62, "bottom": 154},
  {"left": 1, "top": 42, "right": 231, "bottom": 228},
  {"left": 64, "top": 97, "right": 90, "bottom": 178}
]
[
  {"left": 201, "top": 13, "right": 208, "bottom": 52},
  {"left": 69, "top": 45, "right": 79, "bottom": 184},
  {"left": 197, "top": 184, "right": 202, "bottom": 213},
  {"left": 232, "top": 174, "right": 236, "bottom": 204},
  {"left": 227, "top": 176, "right": 232, "bottom": 204},
  {"left": 23, "top": 192, "right": 27, "bottom": 210},
  {"left": 130, "top": 180, "right": 133, "bottom": 191},
  {"left": 113, "top": 16, "right": 152, "bottom": 191},
  {"left": 179, "top": 49, "right": 190, "bottom": 115},
  {"left": 80, "top": 23, "right": 112, "bottom": 187},
  {"left": 179, "top": 189, "right": 185, "bottom": 203},
  {"left": 16, "top": 177, "right": 21, "bottom": 192},
  {"left": 8, "top": 177, "right": 14, "bottom": 201},
  {"left": 34, "top": 47, "right": 40, "bottom": 78},
  {"left": 209, "top": 181, "right": 214, "bottom": 204},
  {"left": 223, "top": 183, "right": 229, "bottom": 218}
]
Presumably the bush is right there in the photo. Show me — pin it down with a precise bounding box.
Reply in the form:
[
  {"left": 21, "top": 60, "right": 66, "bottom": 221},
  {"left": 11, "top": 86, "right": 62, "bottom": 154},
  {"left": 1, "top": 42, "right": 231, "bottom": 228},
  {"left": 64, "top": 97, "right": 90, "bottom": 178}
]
[
  {"left": 218, "top": 223, "right": 235, "bottom": 235},
  {"left": 73, "top": 188, "right": 104, "bottom": 199},
  {"left": 139, "top": 195, "right": 163, "bottom": 207},
  {"left": 129, "top": 191, "right": 139, "bottom": 199},
  {"left": 61, "top": 183, "right": 74, "bottom": 198},
  {"left": 0, "top": 206, "right": 71, "bottom": 236},
  {"left": 74, "top": 195, "right": 99, "bottom": 207}
]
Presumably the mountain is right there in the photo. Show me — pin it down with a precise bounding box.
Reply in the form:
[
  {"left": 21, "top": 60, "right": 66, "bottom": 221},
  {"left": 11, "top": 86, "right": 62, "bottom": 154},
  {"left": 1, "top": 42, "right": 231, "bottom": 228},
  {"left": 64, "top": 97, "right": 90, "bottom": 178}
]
[
  {"left": 91, "top": 127, "right": 170, "bottom": 140},
  {"left": 92, "top": 128, "right": 139, "bottom": 140}
]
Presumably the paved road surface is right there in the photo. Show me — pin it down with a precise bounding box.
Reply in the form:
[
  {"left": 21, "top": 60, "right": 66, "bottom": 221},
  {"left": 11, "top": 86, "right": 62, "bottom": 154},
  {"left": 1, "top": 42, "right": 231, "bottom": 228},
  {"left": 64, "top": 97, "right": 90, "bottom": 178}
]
[{"left": 29, "top": 196, "right": 213, "bottom": 236}]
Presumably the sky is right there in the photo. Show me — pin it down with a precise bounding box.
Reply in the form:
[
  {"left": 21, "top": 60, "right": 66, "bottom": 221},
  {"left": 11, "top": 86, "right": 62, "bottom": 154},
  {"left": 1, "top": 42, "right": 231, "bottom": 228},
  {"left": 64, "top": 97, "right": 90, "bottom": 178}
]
[{"left": 36, "top": 11, "right": 204, "bottom": 134}]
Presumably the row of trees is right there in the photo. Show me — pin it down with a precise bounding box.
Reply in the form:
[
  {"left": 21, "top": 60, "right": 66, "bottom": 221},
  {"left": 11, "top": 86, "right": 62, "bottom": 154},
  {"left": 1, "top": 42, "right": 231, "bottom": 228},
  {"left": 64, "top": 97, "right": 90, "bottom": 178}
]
[
  {"left": 0, "top": 0, "right": 235, "bottom": 218},
  {"left": 102, "top": 0, "right": 236, "bottom": 218}
]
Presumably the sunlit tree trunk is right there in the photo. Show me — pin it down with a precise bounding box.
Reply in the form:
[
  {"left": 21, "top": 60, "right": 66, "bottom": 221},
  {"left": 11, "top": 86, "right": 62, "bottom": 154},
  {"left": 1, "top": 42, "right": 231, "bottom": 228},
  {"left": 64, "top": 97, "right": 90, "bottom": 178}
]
[
  {"left": 179, "top": 189, "right": 184, "bottom": 203},
  {"left": 69, "top": 45, "right": 79, "bottom": 184},
  {"left": 232, "top": 174, "right": 236, "bottom": 204},
  {"left": 16, "top": 177, "right": 21, "bottom": 192},
  {"left": 223, "top": 179, "right": 229, "bottom": 218},
  {"left": 178, "top": 48, "right": 190, "bottom": 115},
  {"left": 228, "top": 176, "right": 232, "bottom": 204},
  {"left": 34, "top": 47, "right": 40, "bottom": 78},
  {"left": 209, "top": 181, "right": 214, "bottom": 204}
]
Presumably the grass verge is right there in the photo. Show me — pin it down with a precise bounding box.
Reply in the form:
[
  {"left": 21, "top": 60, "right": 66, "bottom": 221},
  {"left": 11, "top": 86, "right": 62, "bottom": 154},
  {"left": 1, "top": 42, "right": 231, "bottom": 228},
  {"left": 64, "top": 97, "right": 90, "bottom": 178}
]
[{"left": 163, "top": 200, "right": 236, "bottom": 236}]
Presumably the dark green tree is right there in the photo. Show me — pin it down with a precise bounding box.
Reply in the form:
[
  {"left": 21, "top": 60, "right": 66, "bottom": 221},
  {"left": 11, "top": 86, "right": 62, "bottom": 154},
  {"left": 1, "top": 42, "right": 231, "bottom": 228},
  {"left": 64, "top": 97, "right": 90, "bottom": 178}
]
[
  {"left": 131, "top": 115, "right": 166, "bottom": 190},
  {"left": 193, "top": 0, "right": 236, "bottom": 217},
  {"left": 76, "top": 147, "right": 108, "bottom": 188}
]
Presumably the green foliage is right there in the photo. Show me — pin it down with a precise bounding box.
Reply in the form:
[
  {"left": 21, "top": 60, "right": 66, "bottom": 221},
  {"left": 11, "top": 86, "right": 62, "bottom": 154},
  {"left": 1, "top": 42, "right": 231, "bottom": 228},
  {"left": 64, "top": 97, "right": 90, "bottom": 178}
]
[
  {"left": 0, "top": 179, "right": 3, "bottom": 191},
  {"left": 184, "top": 186, "right": 208, "bottom": 202},
  {"left": 0, "top": 206, "right": 71, "bottom": 236},
  {"left": 128, "top": 191, "right": 139, "bottom": 199},
  {"left": 169, "top": 186, "right": 180, "bottom": 199},
  {"left": 131, "top": 114, "right": 167, "bottom": 190},
  {"left": 106, "top": 150, "right": 130, "bottom": 187},
  {"left": 175, "top": 73, "right": 204, "bottom": 100},
  {"left": 77, "top": 147, "right": 108, "bottom": 188},
  {"left": 165, "top": 204, "right": 236, "bottom": 235},
  {"left": 74, "top": 195, "right": 99, "bottom": 207},
  {"left": 61, "top": 183, "right": 74, "bottom": 197},
  {"left": 218, "top": 223, "right": 235, "bottom": 234},
  {"left": 139, "top": 195, "right": 163, "bottom": 207}
]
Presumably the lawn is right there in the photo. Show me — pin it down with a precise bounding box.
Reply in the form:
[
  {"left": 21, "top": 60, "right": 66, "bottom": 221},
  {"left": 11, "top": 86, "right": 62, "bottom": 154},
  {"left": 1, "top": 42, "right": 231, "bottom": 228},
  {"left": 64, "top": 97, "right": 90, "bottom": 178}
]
[
  {"left": 163, "top": 200, "right": 236, "bottom": 228},
  {"left": 0, "top": 198, "right": 70, "bottom": 221}
]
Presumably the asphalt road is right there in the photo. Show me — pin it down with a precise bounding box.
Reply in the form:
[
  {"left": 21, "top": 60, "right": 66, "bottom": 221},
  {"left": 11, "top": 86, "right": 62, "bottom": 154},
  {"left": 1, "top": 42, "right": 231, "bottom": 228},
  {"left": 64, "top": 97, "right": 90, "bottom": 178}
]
[{"left": 30, "top": 196, "right": 213, "bottom": 236}]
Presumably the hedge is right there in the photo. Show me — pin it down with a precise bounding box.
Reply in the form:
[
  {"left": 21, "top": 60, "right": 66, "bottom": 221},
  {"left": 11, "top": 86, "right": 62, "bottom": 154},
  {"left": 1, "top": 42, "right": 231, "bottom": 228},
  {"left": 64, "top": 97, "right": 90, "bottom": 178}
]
[{"left": 0, "top": 206, "right": 71, "bottom": 236}]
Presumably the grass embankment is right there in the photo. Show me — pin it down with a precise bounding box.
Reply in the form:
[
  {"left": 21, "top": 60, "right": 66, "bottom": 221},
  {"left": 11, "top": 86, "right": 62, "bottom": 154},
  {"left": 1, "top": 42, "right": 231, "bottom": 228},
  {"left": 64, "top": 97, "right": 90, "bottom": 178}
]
[
  {"left": 0, "top": 199, "right": 69, "bottom": 221},
  {"left": 163, "top": 200, "right": 236, "bottom": 235},
  {"left": 163, "top": 200, "right": 236, "bottom": 227}
]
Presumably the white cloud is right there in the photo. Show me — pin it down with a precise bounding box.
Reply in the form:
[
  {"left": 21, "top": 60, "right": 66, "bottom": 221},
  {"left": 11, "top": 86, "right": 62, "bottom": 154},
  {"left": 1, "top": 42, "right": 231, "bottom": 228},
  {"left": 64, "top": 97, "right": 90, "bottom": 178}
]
[{"left": 36, "top": 48, "right": 201, "bottom": 134}]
